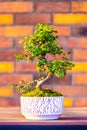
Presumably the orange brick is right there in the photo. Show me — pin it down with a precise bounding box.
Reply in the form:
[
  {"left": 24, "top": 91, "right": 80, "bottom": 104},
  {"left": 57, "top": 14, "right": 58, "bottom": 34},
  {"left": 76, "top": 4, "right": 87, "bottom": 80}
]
[
  {"left": 72, "top": 26, "right": 87, "bottom": 36},
  {"left": 54, "top": 26, "right": 71, "bottom": 36},
  {"left": 73, "top": 49, "right": 87, "bottom": 61},
  {"left": 16, "top": 62, "right": 36, "bottom": 72},
  {"left": 0, "top": 50, "right": 23, "bottom": 60},
  {"left": 0, "top": 87, "right": 13, "bottom": 96},
  {"left": 58, "top": 37, "right": 67, "bottom": 48},
  {"left": 53, "top": 14, "right": 87, "bottom": 24},
  {"left": 0, "top": 38, "right": 13, "bottom": 48},
  {"left": 0, "top": 74, "right": 33, "bottom": 84},
  {"left": 72, "top": 62, "right": 87, "bottom": 72},
  {"left": 16, "top": 14, "right": 51, "bottom": 24},
  {"left": 0, "top": 99, "right": 20, "bottom": 107},
  {"left": 76, "top": 38, "right": 87, "bottom": 48},
  {"left": 0, "top": 14, "right": 13, "bottom": 25},
  {"left": 59, "top": 37, "right": 87, "bottom": 49},
  {"left": 72, "top": 2, "right": 87, "bottom": 12},
  {"left": 64, "top": 98, "right": 73, "bottom": 107},
  {"left": 15, "top": 37, "right": 24, "bottom": 48},
  {"left": 67, "top": 38, "right": 87, "bottom": 48},
  {"left": 54, "top": 86, "right": 87, "bottom": 96},
  {"left": 0, "top": 26, "right": 33, "bottom": 37},
  {"left": 36, "top": 2, "right": 69, "bottom": 12},
  {"left": 0, "top": 2, "right": 33, "bottom": 12},
  {"left": 74, "top": 98, "right": 87, "bottom": 107},
  {"left": 73, "top": 74, "right": 87, "bottom": 85},
  {"left": 0, "top": 62, "right": 14, "bottom": 72},
  {"left": 67, "top": 37, "right": 78, "bottom": 48}
]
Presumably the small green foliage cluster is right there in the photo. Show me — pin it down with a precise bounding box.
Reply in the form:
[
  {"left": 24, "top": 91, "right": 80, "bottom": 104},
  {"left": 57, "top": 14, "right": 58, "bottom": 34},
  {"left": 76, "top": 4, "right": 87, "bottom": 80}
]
[
  {"left": 22, "top": 88, "right": 62, "bottom": 97},
  {"left": 13, "top": 24, "right": 75, "bottom": 96},
  {"left": 11, "top": 79, "right": 62, "bottom": 97},
  {"left": 37, "top": 59, "right": 74, "bottom": 77},
  {"left": 11, "top": 80, "right": 36, "bottom": 94}
]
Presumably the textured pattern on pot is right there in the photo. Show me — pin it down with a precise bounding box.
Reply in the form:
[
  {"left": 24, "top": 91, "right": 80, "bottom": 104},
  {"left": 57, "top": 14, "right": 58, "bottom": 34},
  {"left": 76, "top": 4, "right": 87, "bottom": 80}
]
[{"left": 20, "top": 96, "right": 64, "bottom": 119}]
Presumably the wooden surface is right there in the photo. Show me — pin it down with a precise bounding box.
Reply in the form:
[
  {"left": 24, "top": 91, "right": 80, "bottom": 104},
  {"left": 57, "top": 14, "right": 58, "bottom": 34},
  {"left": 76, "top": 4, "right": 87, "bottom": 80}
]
[{"left": 0, "top": 107, "right": 87, "bottom": 125}]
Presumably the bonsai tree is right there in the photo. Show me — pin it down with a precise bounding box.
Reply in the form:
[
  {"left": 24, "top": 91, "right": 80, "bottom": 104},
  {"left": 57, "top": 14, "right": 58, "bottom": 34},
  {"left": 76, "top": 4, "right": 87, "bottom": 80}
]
[{"left": 11, "top": 24, "right": 74, "bottom": 96}]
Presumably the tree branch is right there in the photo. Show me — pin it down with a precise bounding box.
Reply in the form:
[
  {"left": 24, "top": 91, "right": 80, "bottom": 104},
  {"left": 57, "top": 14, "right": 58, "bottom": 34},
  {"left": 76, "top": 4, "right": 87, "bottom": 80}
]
[{"left": 36, "top": 74, "right": 54, "bottom": 89}]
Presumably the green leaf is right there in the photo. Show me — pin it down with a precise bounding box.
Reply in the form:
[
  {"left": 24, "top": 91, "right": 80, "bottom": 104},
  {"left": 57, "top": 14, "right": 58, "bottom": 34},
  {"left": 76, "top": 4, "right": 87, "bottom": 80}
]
[
  {"left": 15, "top": 54, "right": 23, "bottom": 60},
  {"left": 50, "top": 67, "right": 55, "bottom": 72},
  {"left": 48, "top": 36, "right": 54, "bottom": 41},
  {"left": 55, "top": 64, "right": 59, "bottom": 70},
  {"left": 59, "top": 69, "right": 65, "bottom": 77}
]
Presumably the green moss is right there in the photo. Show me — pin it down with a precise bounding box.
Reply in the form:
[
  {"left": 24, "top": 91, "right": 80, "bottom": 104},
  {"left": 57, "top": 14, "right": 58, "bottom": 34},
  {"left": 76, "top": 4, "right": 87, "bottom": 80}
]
[{"left": 22, "top": 88, "right": 63, "bottom": 97}]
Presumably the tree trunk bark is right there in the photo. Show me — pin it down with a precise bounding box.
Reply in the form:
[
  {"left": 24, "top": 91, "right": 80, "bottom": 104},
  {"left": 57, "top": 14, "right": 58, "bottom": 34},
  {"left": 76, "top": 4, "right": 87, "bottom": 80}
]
[{"left": 36, "top": 74, "right": 54, "bottom": 89}]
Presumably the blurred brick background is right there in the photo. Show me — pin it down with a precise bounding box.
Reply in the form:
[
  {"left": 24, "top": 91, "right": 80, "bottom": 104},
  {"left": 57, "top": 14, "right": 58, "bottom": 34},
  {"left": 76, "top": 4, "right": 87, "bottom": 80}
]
[{"left": 0, "top": 0, "right": 87, "bottom": 107}]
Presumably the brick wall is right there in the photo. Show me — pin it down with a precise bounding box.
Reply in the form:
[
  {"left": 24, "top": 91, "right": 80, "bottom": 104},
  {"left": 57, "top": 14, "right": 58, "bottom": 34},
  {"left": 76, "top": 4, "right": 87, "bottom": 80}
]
[{"left": 0, "top": 0, "right": 87, "bottom": 107}]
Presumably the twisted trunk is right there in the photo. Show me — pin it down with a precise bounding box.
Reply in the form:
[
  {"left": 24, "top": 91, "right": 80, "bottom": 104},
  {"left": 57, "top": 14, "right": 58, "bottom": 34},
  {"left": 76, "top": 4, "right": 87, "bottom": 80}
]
[{"left": 36, "top": 74, "right": 54, "bottom": 89}]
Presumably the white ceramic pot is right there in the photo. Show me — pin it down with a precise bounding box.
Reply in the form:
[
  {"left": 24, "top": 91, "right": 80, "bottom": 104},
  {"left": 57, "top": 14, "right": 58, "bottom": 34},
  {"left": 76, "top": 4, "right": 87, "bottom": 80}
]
[{"left": 20, "top": 96, "right": 64, "bottom": 120}]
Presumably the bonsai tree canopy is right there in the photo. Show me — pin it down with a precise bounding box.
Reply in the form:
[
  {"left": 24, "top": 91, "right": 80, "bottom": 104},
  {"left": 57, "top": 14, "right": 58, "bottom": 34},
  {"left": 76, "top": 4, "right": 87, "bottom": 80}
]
[{"left": 11, "top": 24, "right": 75, "bottom": 96}]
